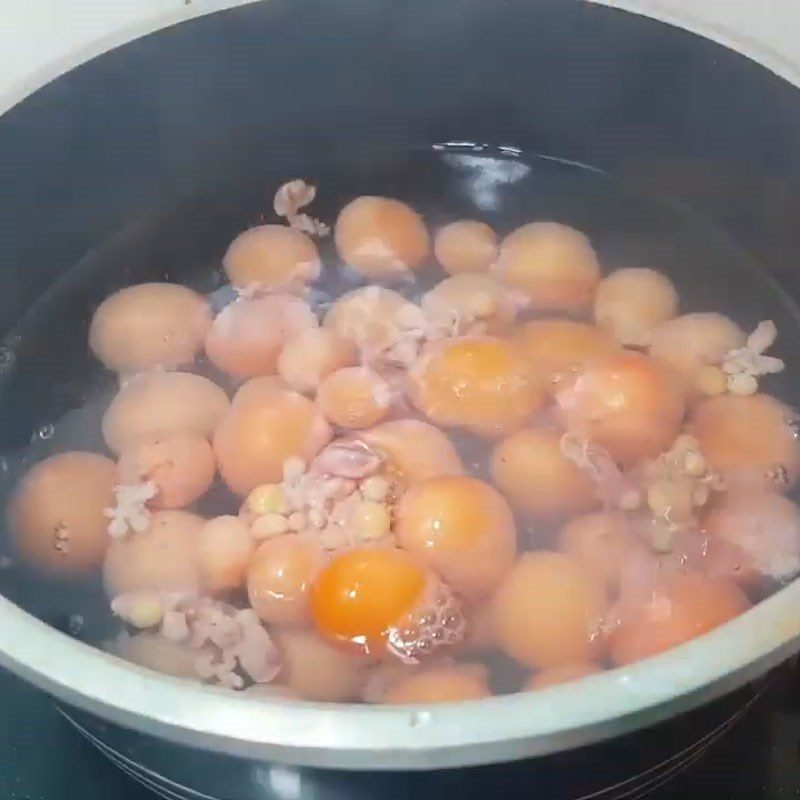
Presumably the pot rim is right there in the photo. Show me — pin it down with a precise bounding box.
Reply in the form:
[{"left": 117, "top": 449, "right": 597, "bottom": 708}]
[
  {"left": 0, "top": 577, "right": 797, "bottom": 769},
  {"left": 3, "top": 2, "right": 799, "bottom": 119}
]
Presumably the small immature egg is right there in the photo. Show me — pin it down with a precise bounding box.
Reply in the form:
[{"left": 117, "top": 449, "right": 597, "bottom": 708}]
[
  {"left": 704, "top": 491, "right": 800, "bottom": 586},
  {"left": 646, "top": 478, "right": 695, "bottom": 526},
  {"left": 196, "top": 515, "right": 255, "bottom": 593},
  {"left": 525, "top": 663, "right": 602, "bottom": 690},
  {"left": 593, "top": 268, "right": 678, "bottom": 346},
  {"left": 103, "top": 510, "right": 204, "bottom": 597},
  {"left": 246, "top": 535, "right": 327, "bottom": 626},
  {"left": 360, "top": 419, "right": 463, "bottom": 483},
  {"left": 492, "top": 222, "right": 601, "bottom": 312},
  {"left": 434, "top": 220, "right": 498, "bottom": 275},
  {"left": 89, "top": 283, "right": 212, "bottom": 373},
  {"left": 114, "top": 594, "right": 164, "bottom": 629},
  {"left": 9, "top": 452, "right": 116, "bottom": 574},
  {"left": 691, "top": 393, "right": 800, "bottom": 491},
  {"left": 112, "top": 633, "right": 198, "bottom": 679},
  {"left": 244, "top": 483, "right": 288, "bottom": 518},
  {"left": 317, "top": 367, "right": 391, "bottom": 429},
  {"left": 558, "top": 511, "right": 640, "bottom": 594},
  {"left": 556, "top": 351, "right": 686, "bottom": 467},
  {"left": 102, "top": 372, "right": 230, "bottom": 454},
  {"left": 382, "top": 663, "right": 490, "bottom": 704},
  {"left": 350, "top": 501, "right": 392, "bottom": 542},
  {"left": 492, "top": 552, "right": 608, "bottom": 670},
  {"left": 396, "top": 475, "right": 517, "bottom": 600},
  {"left": 422, "top": 273, "right": 518, "bottom": 334},
  {"left": 311, "top": 547, "right": 463, "bottom": 659},
  {"left": 205, "top": 294, "right": 317, "bottom": 379},
  {"left": 609, "top": 572, "right": 750, "bottom": 666},
  {"left": 334, "top": 196, "right": 429, "bottom": 279},
  {"left": 116, "top": 432, "right": 216, "bottom": 509},
  {"left": 274, "top": 629, "right": 370, "bottom": 701},
  {"left": 511, "top": 319, "right": 620, "bottom": 394},
  {"left": 409, "top": 335, "right": 545, "bottom": 437},
  {"left": 213, "top": 388, "right": 331, "bottom": 495},
  {"left": 223, "top": 224, "right": 321, "bottom": 288},
  {"left": 491, "top": 428, "right": 598, "bottom": 520},
  {"left": 277, "top": 327, "right": 355, "bottom": 394}
]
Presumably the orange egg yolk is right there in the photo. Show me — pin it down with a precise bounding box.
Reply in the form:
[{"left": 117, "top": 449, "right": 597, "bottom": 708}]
[
  {"left": 511, "top": 319, "right": 620, "bottom": 393},
  {"left": 411, "top": 336, "right": 543, "bottom": 435},
  {"left": 557, "top": 351, "right": 685, "bottom": 466},
  {"left": 311, "top": 548, "right": 427, "bottom": 655}
]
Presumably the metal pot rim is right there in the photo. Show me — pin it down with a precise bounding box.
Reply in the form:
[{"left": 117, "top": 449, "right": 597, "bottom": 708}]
[{"left": 0, "top": 578, "right": 797, "bottom": 769}]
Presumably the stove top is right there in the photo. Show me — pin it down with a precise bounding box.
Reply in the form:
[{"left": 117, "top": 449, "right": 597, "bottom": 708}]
[{"left": 2, "top": 661, "right": 799, "bottom": 800}]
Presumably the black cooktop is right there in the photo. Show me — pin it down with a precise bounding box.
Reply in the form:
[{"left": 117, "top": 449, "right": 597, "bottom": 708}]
[{"left": 2, "top": 660, "right": 799, "bottom": 800}]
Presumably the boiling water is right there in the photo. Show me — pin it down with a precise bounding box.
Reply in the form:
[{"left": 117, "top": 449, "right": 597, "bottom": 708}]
[{"left": 0, "top": 145, "right": 798, "bottom": 694}]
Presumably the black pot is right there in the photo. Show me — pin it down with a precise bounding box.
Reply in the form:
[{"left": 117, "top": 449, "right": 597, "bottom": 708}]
[{"left": 0, "top": 0, "right": 799, "bottom": 788}]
